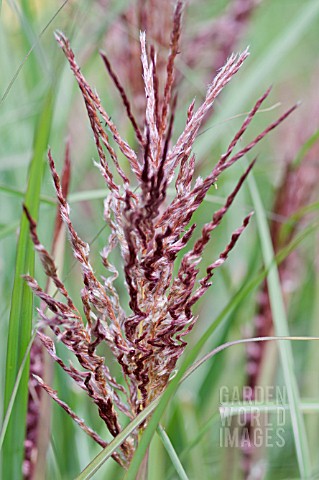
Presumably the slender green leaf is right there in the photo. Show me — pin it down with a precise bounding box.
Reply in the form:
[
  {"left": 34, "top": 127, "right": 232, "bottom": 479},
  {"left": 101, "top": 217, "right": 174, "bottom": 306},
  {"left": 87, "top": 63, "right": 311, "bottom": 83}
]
[
  {"left": 75, "top": 399, "right": 161, "bottom": 480},
  {"left": 2, "top": 90, "right": 54, "bottom": 480},
  {"left": 157, "top": 425, "right": 189, "bottom": 480},
  {"left": 0, "top": 331, "right": 36, "bottom": 451},
  {"left": 248, "top": 171, "right": 312, "bottom": 478}
]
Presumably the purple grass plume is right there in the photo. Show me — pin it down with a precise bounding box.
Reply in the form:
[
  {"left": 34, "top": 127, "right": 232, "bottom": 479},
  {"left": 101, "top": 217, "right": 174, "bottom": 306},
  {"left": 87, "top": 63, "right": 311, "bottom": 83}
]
[{"left": 24, "top": 1, "right": 296, "bottom": 469}]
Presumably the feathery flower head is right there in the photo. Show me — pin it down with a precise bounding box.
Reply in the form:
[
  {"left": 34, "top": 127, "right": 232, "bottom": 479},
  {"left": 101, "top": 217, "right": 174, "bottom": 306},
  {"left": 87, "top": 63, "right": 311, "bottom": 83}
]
[{"left": 25, "top": 1, "right": 296, "bottom": 467}]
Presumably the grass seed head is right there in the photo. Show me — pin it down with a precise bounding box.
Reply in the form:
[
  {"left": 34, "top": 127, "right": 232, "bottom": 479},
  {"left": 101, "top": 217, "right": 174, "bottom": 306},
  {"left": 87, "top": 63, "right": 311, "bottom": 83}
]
[{"left": 25, "top": 0, "right": 296, "bottom": 466}]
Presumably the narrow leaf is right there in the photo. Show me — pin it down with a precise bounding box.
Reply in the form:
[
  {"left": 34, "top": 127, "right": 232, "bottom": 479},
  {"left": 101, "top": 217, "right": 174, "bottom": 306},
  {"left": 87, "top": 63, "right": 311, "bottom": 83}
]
[
  {"left": 2, "top": 90, "right": 54, "bottom": 480},
  {"left": 157, "top": 425, "right": 189, "bottom": 480},
  {"left": 247, "top": 171, "right": 312, "bottom": 478}
]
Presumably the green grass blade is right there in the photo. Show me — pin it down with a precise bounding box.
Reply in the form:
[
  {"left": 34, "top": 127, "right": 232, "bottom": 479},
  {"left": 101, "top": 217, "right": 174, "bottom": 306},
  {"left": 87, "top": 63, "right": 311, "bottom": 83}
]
[
  {"left": 2, "top": 90, "right": 54, "bottom": 480},
  {"left": 0, "top": 331, "right": 36, "bottom": 451},
  {"left": 75, "top": 399, "right": 161, "bottom": 480},
  {"left": 156, "top": 425, "right": 189, "bottom": 480},
  {"left": 247, "top": 171, "right": 312, "bottom": 478}
]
